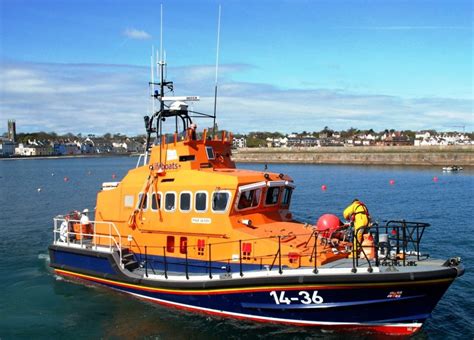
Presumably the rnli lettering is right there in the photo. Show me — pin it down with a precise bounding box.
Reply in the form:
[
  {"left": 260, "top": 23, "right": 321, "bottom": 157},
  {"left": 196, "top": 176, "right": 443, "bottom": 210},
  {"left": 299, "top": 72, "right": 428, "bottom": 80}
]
[
  {"left": 191, "top": 217, "right": 212, "bottom": 224},
  {"left": 269, "top": 290, "right": 324, "bottom": 305},
  {"left": 153, "top": 162, "right": 180, "bottom": 170}
]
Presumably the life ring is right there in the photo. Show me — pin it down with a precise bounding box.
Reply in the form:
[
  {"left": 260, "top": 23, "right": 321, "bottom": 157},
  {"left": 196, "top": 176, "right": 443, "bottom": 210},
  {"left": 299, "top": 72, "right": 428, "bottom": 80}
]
[{"left": 59, "top": 221, "right": 68, "bottom": 242}]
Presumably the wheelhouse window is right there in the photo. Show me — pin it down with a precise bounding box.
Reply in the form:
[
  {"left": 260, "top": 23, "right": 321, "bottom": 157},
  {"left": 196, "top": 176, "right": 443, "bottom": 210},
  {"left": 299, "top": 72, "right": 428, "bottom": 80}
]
[
  {"left": 205, "top": 146, "right": 215, "bottom": 160},
  {"left": 164, "top": 192, "right": 176, "bottom": 211},
  {"left": 195, "top": 192, "right": 208, "bottom": 212},
  {"left": 237, "top": 188, "right": 262, "bottom": 210},
  {"left": 151, "top": 192, "right": 161, "bottom": 211},
  {"left": 281, "top": 187, "right": 293, "bottom": 206},
  {"left": 137, "top": 193, "right": 148, "bottom": 210},
  {"left": 265, "top": 187, "right": 281, "bottom": 206},
  {"left": 180, "top": 192, "right": 191, "bottom": 212},
  {"left": 212, "top": 192, "right": 230, "bottom": 212}
]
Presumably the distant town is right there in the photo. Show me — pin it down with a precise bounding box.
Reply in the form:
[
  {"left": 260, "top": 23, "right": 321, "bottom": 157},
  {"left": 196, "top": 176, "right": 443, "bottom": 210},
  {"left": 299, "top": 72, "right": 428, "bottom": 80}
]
[{"left": 0, "top": 120, "right": 472, "bottom": 158}]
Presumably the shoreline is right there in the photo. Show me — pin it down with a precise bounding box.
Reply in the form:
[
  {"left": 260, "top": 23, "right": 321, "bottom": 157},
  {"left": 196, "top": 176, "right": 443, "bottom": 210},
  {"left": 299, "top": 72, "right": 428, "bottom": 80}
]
[
  {"left": 2, "top": 146, "right": 473, "bottom": 167},
  {"left": 0, "top": 153, "right": 137, "bottom": 161},
  {"left": 232, "top": 145, "right": 474, "bottom": 167}
]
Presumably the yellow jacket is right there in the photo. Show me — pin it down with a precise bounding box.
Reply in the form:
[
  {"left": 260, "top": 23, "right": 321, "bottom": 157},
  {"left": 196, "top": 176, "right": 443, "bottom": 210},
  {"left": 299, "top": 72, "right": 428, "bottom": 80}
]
[{"left": 343, "top": 201, "right": 369, "bottom": 231}]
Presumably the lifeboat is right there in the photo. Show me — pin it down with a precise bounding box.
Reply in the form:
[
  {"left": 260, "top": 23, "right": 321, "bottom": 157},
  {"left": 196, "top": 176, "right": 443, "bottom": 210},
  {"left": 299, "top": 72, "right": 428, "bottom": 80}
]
[{"left": 48, "top": 57, "right": 464, "bottom": 336}]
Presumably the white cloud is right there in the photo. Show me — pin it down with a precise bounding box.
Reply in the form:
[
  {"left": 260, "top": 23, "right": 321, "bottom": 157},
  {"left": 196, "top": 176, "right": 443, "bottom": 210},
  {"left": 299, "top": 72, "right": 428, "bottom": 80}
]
[
  {"left": 123, "top": 28, "right": 152, "bottom": 40},
  {"left": 0, "top": 60, "right": 471, "bottom": 135}
]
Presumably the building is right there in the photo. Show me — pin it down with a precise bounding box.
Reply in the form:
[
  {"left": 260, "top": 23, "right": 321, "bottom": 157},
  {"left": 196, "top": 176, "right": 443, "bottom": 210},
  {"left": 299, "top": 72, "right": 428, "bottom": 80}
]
[
  {"left": 265, "top": 137, "right": 288, "bottom": 148},
  {"left": 414, "top": 132, "right": 472, "bottom": 146},
  {"left": 125, "top": 139, "right": 144, "bottom": 153},
  {"left": 0, "top": 138, "right": 15, "bottom": 157},
  {"left": 7, "top": 119, "right": 16, "bottom": 142},
  {"left": 15, "top": 143, "right": 52, "bottom": 156},
  {"left": 233, "top": 137, "right": 247, "bottom": 148},
  {"left": 287, "top": 136, "right": 319, "bottom": 147},
  {"left": 80, "top": 138, "right": 96, "bottom": 154},
  {"left": 380, "top": 131, "right": 412, "bottom": 146},
  {"left": 53, "top": 142, "right": 81, "bottom": 155}
]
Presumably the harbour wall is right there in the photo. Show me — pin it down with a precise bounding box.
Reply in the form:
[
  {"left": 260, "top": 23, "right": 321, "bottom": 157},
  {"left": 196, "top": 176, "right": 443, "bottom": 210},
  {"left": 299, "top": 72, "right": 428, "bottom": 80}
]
[{"left": 232, "top": 145, "right": 474, "bottom": 166}]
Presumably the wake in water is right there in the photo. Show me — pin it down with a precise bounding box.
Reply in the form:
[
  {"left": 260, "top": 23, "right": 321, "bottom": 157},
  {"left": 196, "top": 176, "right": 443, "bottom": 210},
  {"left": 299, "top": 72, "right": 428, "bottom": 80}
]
[{"left": 37, "top": 253, "right": 50, "bottom": 262}]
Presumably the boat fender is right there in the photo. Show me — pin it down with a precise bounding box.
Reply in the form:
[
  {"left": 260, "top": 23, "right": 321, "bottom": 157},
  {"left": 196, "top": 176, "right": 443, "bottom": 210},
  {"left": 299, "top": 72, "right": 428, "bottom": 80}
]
[
  {"left": 59, "top": 221, "right": 68, "bottom": 242},
  {"left": 361, "top": 234, "right": 375, "bottom": 260}
]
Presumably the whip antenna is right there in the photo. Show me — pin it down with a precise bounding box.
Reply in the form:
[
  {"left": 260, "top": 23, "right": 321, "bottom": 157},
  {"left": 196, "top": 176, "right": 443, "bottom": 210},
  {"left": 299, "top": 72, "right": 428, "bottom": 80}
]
[
  {"left": 160, "top": 4, "right": 163, "bottom": 63},
  {"left": 159, "top": 3, "right": 164, "bottom": 166},
  {"left": 212, "top": 5, "right": 221, "bottom": 137}
]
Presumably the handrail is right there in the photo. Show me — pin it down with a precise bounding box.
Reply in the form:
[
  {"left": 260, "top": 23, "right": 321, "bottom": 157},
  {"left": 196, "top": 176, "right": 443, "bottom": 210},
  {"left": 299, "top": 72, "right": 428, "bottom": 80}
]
[
  {"left": 313, "top": 231, "right": 318, "bottom": 274},
  {"left": 136, "top": 153, "right": 145, "bottom": 168},
  {"left": 353, "top": 220, "right": 430, "bottom": 269},
  {"left": 52, "top": 216, "right": 123, "bottom": 268}
]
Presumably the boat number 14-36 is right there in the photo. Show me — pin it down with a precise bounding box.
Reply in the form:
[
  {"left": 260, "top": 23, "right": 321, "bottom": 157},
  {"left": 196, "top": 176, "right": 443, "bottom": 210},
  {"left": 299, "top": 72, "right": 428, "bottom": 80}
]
[{"left": 269, "top": 291, "right": 324, "bottom": 305}]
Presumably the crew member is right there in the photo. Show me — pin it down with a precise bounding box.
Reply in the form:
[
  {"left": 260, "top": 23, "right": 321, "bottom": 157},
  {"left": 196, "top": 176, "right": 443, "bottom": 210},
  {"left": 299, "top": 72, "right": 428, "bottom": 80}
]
[
  {"left": 80, "top": 208, "right": 92, "bottom": 238},
  {"left": 188, "top": 123, "right": 197, "bottom": 140},
  {"left": 343, "top": 199, "right": 370, "bottom": 256}
]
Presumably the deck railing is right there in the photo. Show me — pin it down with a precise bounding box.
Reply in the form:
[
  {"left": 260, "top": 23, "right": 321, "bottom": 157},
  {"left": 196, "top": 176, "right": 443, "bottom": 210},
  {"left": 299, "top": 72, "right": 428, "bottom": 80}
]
[
  {"left": 53, "top": 215, "right": 123, "bottom": 268},
  {"left": 135, "top": 220, "right": 430, "bottom": 278},
  {"left": 53, "top": 216, "right": 430, "bottom": 278},
  {"left": 353, "top": 220, "right": 430, "bottom": 270},
  {"left": 136, "top": 230, "right": 331, "bottom": 278}
]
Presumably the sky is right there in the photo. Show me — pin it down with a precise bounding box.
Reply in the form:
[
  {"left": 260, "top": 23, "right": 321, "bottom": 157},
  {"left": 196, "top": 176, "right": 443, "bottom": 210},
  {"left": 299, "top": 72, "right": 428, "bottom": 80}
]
[{"left": 0, "top": 0, "right": 472, "bottom": 135}]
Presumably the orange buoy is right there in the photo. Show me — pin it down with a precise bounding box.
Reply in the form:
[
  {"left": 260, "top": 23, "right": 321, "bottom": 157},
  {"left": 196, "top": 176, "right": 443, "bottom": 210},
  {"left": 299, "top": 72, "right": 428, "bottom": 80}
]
[
  {"left": 389, "top": 179, "right": 395, "bottom": 185},
  {"left": 316, "top": 214, "right": 341, "bottom": 235},
  {"left": 321, "top": 184, "right": 327, "bottom": 191}
]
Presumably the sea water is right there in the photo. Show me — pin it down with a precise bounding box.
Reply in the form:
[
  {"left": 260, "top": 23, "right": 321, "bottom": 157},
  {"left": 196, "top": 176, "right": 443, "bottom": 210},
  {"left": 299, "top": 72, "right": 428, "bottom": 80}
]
[{"left": 0, "top": 157, "right": 472, "bottom": 339}]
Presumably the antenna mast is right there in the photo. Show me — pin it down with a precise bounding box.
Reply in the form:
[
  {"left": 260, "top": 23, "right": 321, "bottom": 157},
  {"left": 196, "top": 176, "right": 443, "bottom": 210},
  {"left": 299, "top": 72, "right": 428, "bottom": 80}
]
[
  {"left": 212, "top": 5, "right": 221, "bottom": 137},
  {"left": 159, "top": 4, "right": 164, "bottom": 165},
  {"left": 144, "top": 46, "right": 156, "bottom": 165}
]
